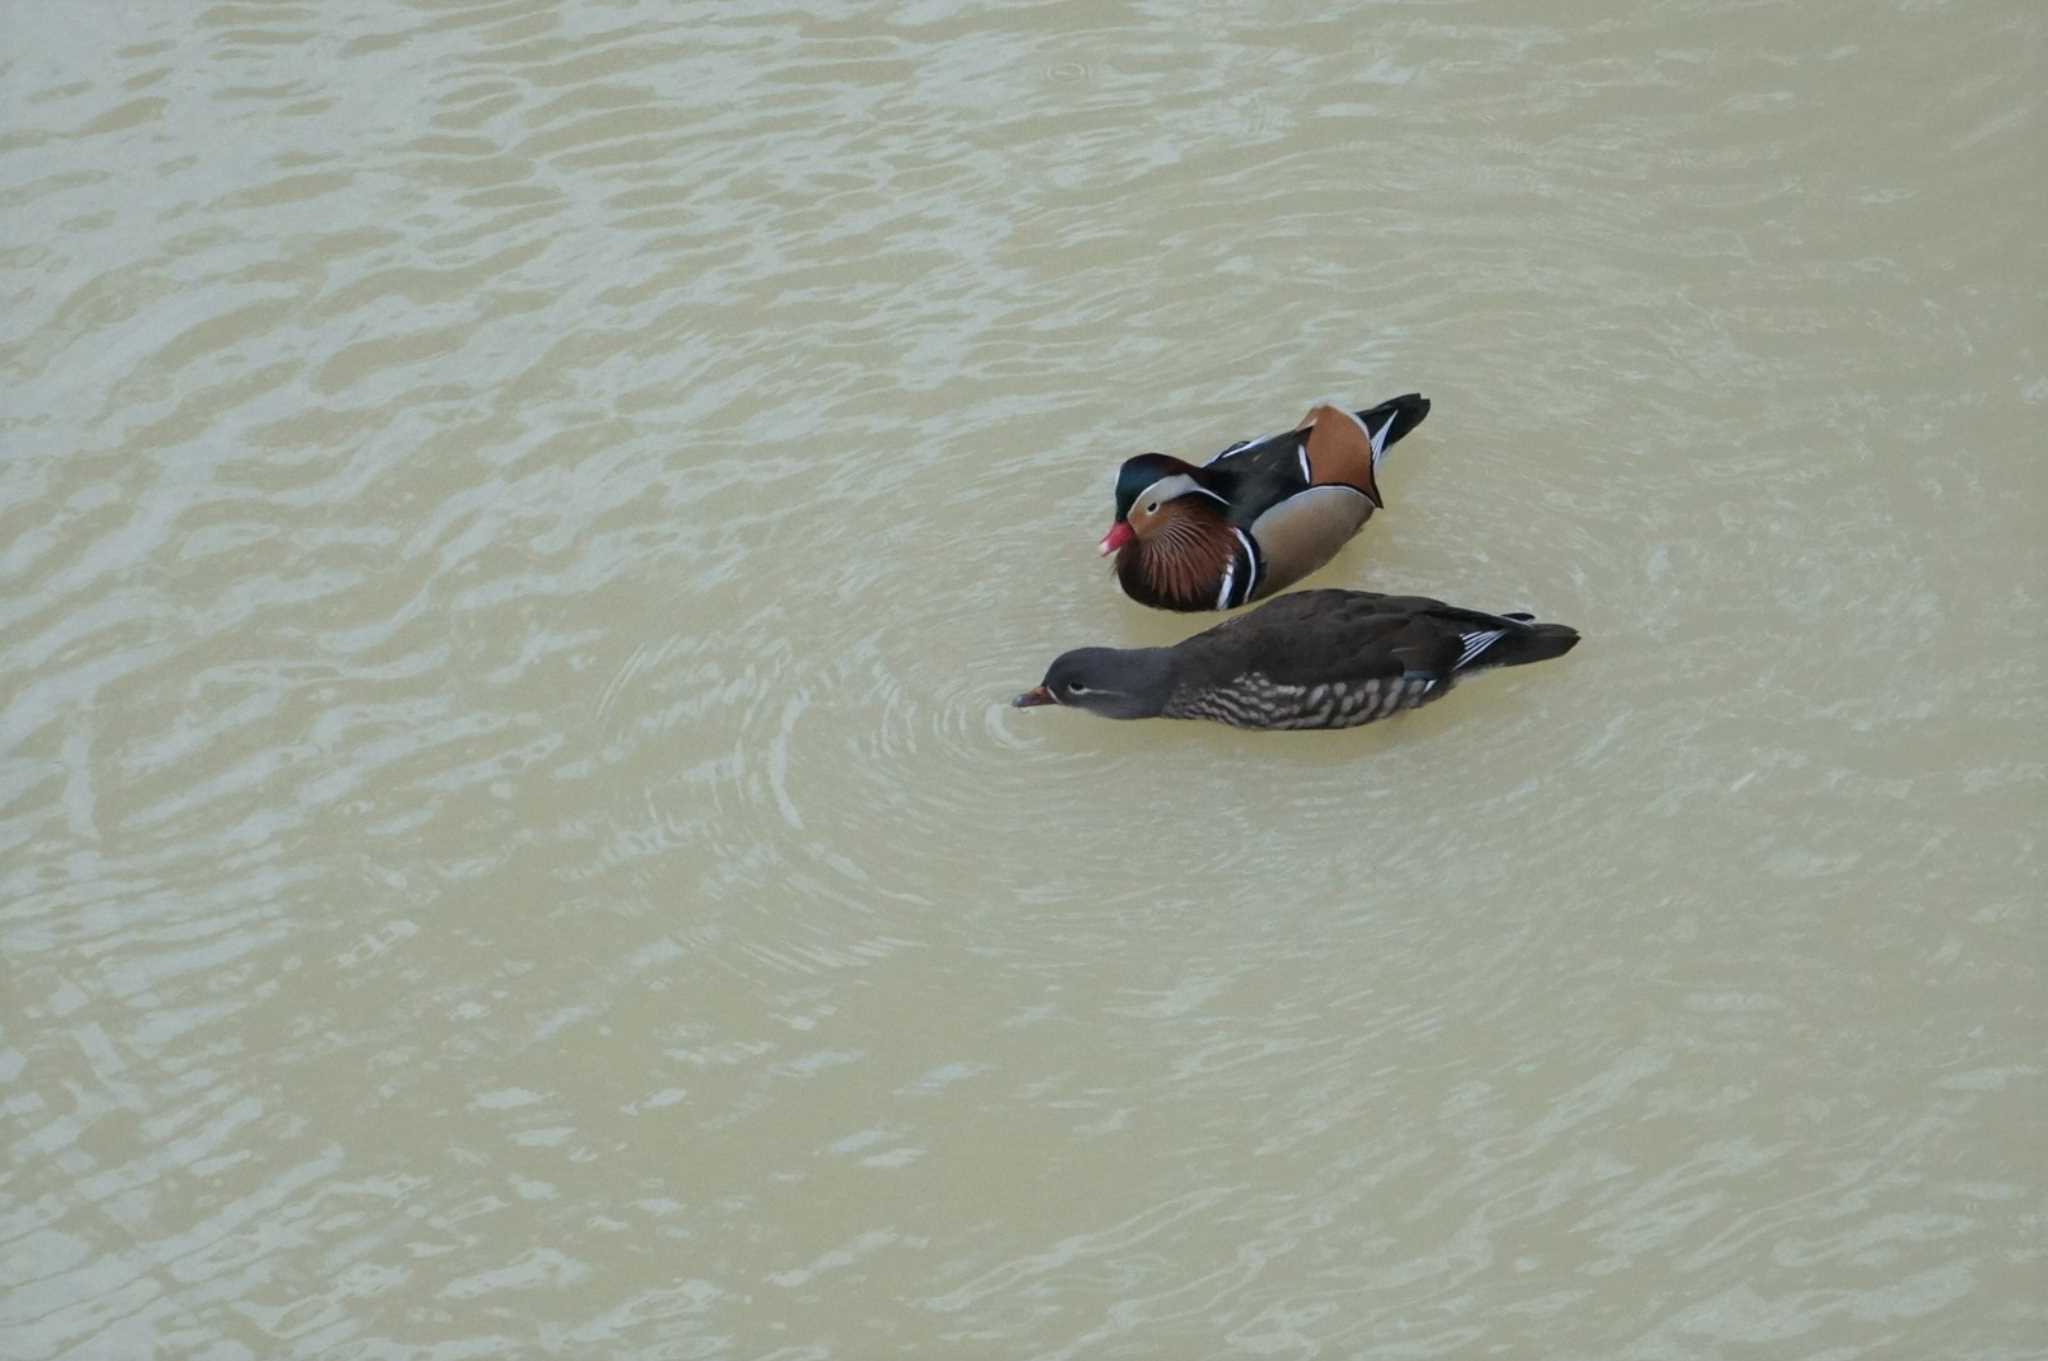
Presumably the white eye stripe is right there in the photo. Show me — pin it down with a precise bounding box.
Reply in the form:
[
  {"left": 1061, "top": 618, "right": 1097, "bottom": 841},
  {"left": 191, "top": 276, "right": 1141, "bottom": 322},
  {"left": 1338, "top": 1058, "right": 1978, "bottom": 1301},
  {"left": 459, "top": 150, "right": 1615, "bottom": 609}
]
[{"left": 1141, "top": 473, "right": 1229, "bottom": 509}]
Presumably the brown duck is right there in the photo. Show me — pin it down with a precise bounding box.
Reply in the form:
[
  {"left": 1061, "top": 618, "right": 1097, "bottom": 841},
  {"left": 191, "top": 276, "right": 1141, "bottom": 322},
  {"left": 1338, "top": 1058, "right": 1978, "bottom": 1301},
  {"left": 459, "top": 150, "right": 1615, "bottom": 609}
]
[
  {"left": 1014, "top": 589, "right": 1579, "bottom": 731},
  {"left": 1098, "top": 393, "right": 1430, "bottom": 612}
]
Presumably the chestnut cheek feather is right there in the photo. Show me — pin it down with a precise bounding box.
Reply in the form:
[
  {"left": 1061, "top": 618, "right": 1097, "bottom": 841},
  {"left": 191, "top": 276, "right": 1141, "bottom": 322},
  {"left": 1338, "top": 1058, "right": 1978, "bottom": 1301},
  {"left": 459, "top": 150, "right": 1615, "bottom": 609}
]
[{"left": 1136, "top": 513, "right": 1235, "bottom": 610}]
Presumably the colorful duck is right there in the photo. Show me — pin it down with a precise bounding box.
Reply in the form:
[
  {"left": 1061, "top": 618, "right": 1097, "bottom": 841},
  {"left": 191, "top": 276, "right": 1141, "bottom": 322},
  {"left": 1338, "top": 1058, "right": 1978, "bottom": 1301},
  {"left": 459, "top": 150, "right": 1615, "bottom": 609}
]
[{"left": 1099, "top": 393, "right": 1430, "bottom": 612}]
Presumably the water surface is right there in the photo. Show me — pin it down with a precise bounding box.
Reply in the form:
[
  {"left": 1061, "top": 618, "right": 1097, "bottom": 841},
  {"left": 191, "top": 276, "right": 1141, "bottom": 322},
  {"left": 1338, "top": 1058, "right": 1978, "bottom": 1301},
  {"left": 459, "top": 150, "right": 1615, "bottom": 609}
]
[{"left": 3, "top": 1, "right": 2042, "bottom": 1357}]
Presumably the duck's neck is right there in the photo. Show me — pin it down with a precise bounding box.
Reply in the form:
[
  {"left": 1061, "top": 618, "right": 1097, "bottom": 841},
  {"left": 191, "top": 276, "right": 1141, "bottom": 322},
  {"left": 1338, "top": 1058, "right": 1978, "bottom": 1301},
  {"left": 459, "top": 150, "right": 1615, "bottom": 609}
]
[{"left": 1100, "top": 646, "right": 1177, "bottom": 719}]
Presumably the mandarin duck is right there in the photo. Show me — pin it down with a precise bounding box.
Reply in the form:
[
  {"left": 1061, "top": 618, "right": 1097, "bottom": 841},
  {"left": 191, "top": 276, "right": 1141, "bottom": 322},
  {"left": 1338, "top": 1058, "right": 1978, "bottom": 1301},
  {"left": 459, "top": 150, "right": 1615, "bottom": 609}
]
[
  {"left": 1014, "top": 588, "right": 1579, "bottom": 731},
  {"left": 1099, "top": 393, "right": 1431, "bottom": 612}
]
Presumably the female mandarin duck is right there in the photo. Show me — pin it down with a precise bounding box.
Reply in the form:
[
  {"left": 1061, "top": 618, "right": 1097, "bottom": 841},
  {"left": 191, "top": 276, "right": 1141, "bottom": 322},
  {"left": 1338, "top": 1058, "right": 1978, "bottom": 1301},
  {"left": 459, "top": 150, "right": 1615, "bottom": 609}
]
[
  {"left": 1099, "top": 393, "right": 1430, "bottom": 612},
  {"left": 1014, "top": 589, "right": 1578, "bottom": 731}
]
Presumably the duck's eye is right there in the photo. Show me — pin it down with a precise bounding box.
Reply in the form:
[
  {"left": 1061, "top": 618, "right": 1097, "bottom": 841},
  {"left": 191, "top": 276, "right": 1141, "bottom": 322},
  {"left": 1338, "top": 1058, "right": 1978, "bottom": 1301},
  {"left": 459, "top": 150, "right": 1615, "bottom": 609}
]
[
  {"left": 1067, "top": 682, "right": 1089, "bottom": 695},
  {"left": 1144, "top": 501, "right": 1159, "bottom": 514}
]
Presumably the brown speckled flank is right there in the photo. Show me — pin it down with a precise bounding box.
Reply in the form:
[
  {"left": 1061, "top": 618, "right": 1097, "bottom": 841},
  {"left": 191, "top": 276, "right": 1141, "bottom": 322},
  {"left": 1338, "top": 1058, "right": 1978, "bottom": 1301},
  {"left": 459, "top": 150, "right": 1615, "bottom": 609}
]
[{"left": 1164, "top": 671, "right": 1440, "bottom": 729}]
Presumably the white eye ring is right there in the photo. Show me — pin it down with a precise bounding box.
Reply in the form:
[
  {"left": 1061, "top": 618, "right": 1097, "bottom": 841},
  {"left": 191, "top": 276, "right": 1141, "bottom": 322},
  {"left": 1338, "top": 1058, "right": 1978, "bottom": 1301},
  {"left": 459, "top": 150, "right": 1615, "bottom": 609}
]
[
  {"left": 1144, "top": 501, "right": 1159, "bottom": 514},
  {"left": 1068, "top": 683, "right": 1089, "bottom": 695}
]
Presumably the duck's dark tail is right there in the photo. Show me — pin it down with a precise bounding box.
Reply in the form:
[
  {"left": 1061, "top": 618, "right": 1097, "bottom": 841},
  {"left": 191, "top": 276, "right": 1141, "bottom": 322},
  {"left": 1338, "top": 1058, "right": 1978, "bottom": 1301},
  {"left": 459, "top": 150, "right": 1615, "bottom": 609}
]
[
  {"left": 1352, "top": 392, "right": 1431, "bottom": 472},
  {"left": 1454, "top": 614, "right": 1580, "bottom": 672}
]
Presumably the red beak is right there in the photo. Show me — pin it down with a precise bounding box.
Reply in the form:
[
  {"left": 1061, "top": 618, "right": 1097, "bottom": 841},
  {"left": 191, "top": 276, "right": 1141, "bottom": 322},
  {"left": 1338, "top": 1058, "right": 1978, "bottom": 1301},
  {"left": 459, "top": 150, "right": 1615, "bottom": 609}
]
[
  {"left": 1097, "top": 522, "right": 1135, "bottom": 557},
  {"left": 1013, "top": 685, "right": 1055, "bottom": 708}
]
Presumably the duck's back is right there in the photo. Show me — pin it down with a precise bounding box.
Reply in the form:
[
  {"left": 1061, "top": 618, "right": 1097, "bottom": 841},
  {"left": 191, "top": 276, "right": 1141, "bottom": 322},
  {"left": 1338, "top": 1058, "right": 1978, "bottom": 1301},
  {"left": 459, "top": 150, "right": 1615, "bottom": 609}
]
[{"left": 1200, "top": 437, "right": 1314, "bottom": 528}]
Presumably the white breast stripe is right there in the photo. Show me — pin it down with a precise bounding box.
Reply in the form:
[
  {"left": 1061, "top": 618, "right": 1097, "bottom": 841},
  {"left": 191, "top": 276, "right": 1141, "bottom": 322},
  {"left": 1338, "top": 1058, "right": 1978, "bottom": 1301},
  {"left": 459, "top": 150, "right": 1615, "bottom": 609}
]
[
  {"left": 1455, "top": 629, "right": 1506, "bottom": 670},
  {"left": 1215, "top": 557, "right": 1235, "bottom": 610},
  {"left": 1230, "top": 527, "right": 1258, "bottom": 603},
  {"left": 1296, "top": 439, "right": 1311, "bottom": 483}
]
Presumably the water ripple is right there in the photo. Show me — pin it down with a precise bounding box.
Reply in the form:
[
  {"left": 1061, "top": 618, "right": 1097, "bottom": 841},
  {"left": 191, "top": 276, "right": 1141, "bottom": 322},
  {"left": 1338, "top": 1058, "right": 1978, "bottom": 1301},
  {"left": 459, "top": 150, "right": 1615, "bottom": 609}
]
[{"left": 3, "top": 1, "right": 2042, "bottom": 1358}]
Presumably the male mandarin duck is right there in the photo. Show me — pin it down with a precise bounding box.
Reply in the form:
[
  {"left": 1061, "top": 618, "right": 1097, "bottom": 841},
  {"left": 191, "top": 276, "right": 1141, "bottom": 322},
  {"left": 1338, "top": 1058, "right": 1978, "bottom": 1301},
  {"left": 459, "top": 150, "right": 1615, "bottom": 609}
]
[
  {"left": 1099, "top": 393, "right": 1431, "bottom": 612},
  {"left": 1014, "top": 589, "right": 1579, "bottom": 731}
]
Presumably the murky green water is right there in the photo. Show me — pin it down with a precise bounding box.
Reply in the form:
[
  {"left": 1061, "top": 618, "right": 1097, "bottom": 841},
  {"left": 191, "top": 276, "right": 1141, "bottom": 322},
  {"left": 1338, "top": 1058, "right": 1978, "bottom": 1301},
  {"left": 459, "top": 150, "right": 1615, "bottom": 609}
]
[{"left": 3, "top": 2, "right": 2042, "bottom": 1357}]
